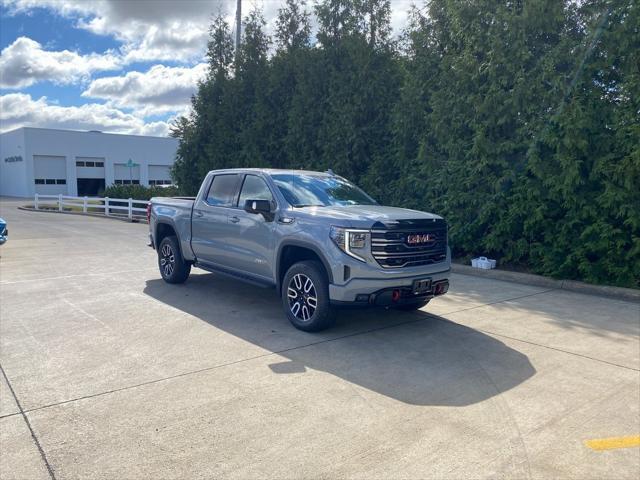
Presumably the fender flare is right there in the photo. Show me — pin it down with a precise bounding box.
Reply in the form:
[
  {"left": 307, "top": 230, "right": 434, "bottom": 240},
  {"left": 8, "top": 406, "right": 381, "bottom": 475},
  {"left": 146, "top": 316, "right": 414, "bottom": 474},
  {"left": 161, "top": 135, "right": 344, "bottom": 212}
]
[
  {"left": 276, "top": 240, "right": 334, "bottom": 292},
  {"left": 154, "top": 219, "right": 187, "bottom": 258}
]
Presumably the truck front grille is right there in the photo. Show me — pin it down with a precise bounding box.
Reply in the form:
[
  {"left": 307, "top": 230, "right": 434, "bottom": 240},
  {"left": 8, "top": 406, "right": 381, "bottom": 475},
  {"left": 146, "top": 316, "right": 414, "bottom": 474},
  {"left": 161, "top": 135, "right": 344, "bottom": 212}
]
[{"left": 371, "top": 219, "right": 447, "bottom": 268}]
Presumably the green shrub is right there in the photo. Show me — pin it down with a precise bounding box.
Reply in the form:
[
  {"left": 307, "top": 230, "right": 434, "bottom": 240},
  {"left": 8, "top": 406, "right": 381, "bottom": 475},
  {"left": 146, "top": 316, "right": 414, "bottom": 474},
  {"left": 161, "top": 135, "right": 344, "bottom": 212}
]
[{"left": 100, "top": 184, "right": 180, "bottom": 201}]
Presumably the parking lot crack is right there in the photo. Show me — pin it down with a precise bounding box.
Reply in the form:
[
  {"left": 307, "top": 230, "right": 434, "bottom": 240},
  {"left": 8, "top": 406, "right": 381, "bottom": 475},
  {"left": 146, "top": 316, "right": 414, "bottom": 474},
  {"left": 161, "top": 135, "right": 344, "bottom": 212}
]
[
  {"left": 0, "top": 363, "right": 57, "bottom": 480},
  {"left": 469, "top": 328, "right": 640, "bottom": 372},
  {"left": 20, "top": 316, "right": 430, "bottom": 415}
]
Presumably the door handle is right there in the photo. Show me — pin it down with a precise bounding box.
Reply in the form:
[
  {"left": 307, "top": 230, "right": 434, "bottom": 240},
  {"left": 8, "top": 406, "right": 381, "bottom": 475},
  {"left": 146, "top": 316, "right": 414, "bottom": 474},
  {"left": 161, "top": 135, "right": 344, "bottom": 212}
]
[
  {"left": 194, "top": 210, "right": 204, "bottom": 218},
  {"left": 230, "top": 216, "right": 240, "bottom": 223}
]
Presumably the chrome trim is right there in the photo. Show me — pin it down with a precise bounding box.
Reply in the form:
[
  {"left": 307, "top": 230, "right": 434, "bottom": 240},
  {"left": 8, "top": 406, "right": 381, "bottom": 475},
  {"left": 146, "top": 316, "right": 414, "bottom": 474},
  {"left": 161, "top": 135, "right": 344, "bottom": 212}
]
[
  {"left": 371, "top": 251, "right": 445, "bottom": 258},
  {"left": 345, "top": 229, "right": 369, "bottom": 263},
  {"left": 370, "top": 223, "right": 447, "bottom": 269}
]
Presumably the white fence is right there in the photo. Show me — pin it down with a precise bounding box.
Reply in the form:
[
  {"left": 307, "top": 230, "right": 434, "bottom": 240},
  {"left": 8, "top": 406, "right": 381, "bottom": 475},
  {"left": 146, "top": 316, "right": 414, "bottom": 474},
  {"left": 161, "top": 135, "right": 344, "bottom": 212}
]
[{"left": 34, "top": 194, "right": 148, "bottom": 221}]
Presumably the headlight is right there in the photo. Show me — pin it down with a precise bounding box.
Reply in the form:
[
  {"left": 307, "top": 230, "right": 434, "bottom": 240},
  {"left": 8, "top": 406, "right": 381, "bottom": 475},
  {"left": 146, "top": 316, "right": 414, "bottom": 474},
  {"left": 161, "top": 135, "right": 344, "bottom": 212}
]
[{"left": 330, "top": 226, "right": 369, "bottom": 262}]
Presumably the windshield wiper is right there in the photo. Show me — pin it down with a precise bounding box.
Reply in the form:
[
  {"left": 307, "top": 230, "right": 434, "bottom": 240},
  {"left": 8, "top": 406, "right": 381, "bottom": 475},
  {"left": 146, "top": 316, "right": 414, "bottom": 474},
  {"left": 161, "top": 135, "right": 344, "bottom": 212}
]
[{"left": 292, "top": 204, "right": 324, "bottom": 208}]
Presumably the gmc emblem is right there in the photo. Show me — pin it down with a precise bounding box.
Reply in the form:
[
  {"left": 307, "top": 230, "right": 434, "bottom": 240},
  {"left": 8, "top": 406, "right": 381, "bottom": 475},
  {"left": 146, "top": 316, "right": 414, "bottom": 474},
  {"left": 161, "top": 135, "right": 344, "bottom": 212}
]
[{"left": 406, "top": 233, "right": 436, "bottom": 245}]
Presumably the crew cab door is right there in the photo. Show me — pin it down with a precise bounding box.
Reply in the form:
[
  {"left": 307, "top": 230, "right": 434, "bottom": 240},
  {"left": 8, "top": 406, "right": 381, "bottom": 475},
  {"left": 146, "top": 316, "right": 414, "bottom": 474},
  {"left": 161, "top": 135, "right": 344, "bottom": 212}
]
[
  {"left": 190, "top": 173, "right": 241, "bottom": 268},
  {"left": 225, "top": 174, "right": 277, "bottom": 281}
]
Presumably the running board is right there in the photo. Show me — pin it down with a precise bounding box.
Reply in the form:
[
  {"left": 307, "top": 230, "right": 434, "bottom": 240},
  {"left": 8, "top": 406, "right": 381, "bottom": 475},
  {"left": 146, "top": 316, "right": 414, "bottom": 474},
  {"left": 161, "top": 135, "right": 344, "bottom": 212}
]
[{"left": 194, "top": 261, "right": 275, "bottom": 289}]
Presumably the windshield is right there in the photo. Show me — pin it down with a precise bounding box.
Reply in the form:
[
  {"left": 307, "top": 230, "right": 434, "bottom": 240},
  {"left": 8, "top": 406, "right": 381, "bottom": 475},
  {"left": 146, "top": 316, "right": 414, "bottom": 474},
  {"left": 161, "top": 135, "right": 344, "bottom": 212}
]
[{"left": 271, "top": 173, "right": 377, "bottom": 207}]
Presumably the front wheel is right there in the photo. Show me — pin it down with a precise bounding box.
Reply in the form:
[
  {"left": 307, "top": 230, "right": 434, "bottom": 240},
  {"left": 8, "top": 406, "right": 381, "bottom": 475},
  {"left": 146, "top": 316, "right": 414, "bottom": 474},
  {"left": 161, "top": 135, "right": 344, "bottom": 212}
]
[
  {"left": 158, "top": 235, "right": 191, "bottom": 284},
  {"left": 282, "top": 261, "right": 335, "bottom": 332}
]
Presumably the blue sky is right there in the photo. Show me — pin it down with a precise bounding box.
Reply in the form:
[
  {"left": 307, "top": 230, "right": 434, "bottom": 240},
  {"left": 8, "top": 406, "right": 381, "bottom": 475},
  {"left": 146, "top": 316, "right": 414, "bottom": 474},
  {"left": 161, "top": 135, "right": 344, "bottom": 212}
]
[{"left": 0, "top": 0, "right": 413, "bottom": 137}]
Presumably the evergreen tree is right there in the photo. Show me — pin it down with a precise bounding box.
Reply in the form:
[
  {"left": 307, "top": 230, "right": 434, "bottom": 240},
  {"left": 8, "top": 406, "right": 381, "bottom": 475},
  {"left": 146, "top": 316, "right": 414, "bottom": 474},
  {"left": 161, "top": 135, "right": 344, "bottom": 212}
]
[{"left": 171, "top": 1, "right": 639, "bottom": 288}]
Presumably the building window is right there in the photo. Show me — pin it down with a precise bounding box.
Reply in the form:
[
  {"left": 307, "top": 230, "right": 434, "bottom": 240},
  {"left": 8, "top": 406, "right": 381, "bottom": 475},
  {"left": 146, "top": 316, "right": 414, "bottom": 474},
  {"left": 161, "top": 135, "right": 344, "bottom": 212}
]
[
  {"left": 77, "top": 160, "right": 104, "bottom": 168},
  {"left": 36, "top": 178, "right": 67, "bottom": 185},
  {"left": 115, "top": 180, "right": 122, "bottom": 185},
  {"left": 149, "top": 180, "right": 172, "bottom": 186}
]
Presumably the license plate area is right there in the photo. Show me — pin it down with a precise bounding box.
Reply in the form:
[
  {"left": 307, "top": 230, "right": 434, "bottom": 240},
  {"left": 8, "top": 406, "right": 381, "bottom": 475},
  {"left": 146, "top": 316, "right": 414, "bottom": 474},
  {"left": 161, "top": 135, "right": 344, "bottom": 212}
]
[{"left": 412, "top": 278, "right": 432, "bottom": 295}]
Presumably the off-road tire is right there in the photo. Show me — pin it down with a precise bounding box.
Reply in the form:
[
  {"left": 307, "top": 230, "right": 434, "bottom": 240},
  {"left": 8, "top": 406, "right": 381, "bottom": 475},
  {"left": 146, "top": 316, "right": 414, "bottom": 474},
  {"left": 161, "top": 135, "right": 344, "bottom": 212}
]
[
  {"left": 158, "top": 235, "right": 191, "bottom": 284},
  {"left": 282, "top": 261, "right": 335, "bottom": 332}
]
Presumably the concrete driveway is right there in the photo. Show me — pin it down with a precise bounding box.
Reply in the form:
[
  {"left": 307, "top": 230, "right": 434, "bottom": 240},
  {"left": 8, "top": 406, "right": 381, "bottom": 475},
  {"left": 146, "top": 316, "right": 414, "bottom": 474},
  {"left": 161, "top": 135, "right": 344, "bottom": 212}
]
[{"left": 1, "top": 198, "right": 638, "bottom": 480}]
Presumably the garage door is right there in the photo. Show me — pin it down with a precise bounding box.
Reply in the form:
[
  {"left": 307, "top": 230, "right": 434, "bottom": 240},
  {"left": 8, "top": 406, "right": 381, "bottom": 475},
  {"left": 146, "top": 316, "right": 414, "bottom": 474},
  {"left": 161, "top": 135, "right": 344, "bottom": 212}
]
[
  {"left": 148, "top": 165, "right": 172, "bottom": 185},
  {"left": 76, "top": 157, "right": 106, "bottom": 196},
  {"left": 34, "top": 155, "right": 67, "bottom": 195},
  {"left": 76, "top": 157, "right": 105, "bottom": 179},
  {"left": 114, "top": 163, "right": 140, "bottom": 185}
]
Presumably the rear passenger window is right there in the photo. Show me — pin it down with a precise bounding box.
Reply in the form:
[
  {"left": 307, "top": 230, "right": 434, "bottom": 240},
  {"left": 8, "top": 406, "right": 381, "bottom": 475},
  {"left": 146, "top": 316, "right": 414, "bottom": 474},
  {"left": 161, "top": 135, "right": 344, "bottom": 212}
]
[{"left": 206, "top": 175, "right": 239, "bottom": 206}]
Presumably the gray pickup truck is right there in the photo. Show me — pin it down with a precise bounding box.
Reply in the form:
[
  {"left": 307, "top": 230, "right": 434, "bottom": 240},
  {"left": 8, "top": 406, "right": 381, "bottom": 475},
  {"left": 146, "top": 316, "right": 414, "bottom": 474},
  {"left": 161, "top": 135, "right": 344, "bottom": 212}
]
[{"left": 148, "top": 169, "right": 450, "bottom": 331}]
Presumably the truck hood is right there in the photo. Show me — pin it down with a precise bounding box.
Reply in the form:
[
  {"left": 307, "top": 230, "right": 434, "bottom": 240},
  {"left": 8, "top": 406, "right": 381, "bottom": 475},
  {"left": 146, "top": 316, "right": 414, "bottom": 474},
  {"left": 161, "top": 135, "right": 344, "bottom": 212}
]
[{"left": 291, "top": 205, "right": 442, "bottom": 229}]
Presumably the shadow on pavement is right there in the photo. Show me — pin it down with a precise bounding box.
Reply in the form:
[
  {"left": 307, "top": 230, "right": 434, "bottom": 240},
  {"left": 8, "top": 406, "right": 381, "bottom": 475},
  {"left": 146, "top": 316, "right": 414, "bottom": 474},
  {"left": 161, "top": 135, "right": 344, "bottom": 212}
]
[
  {"left": 442, "top": 275, "right": 640, "bottom": 338},
  {"left": 144, "top": 273, "right": 536, "bottom": 406}
]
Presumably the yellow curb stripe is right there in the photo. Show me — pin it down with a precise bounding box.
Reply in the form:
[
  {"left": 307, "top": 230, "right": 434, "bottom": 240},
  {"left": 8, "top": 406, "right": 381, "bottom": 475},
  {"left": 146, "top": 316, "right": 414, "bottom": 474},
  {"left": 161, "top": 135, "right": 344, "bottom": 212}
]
[{"left": 585, "top": 435, "right": 640, "bottom": 451}]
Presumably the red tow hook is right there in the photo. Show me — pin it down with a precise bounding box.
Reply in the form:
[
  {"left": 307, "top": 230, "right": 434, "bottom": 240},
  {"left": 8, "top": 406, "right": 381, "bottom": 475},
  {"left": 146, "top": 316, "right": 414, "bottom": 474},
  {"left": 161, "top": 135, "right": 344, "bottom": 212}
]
[
  {"left": 391, "top": 289, "right": 401, "bottom": 302},
  {"left": 434, "top": 281, "right": 450, "bottom": 295}
]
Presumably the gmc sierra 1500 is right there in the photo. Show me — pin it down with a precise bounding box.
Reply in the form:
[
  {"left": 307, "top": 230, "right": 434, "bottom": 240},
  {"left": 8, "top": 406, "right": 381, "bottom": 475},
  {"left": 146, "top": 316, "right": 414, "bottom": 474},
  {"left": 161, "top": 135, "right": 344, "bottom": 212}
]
[{"left": 148, "top": 169, "right": 450, "bottom": 331}]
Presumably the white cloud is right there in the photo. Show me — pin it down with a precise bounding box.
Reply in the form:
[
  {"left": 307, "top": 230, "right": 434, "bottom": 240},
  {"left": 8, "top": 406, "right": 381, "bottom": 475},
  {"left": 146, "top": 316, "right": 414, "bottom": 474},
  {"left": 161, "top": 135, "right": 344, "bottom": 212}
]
[
  {"left": 0, "top": 1, "right": 418, "bottom": 136},
  {"left": 2, "top": 1, "right": 417, "bottom": 64},
  {"left": 391, "top": 1, "right": 418, "bottom": 33},
  {"left": 0, "top": 37, "right": 122, "bottom": 88},
  {"left": 3, "top": 0, "right": 224, "bottom": 63},
  {"left": 0, "top": 93, "right": 170, "bottom": 136},
  {"left": 82, "top": 63, "right": 207, "bottom": 116}
]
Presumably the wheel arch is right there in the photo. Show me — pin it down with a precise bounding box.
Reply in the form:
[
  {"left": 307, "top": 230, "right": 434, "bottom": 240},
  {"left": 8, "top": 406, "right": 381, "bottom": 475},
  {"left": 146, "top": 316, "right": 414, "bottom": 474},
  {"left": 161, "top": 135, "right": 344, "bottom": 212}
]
[
  {"left": 276, "top": 241, "right": 334, "bottom": 293},
  {"left": 155, "top": 221, "right": 177, "bottom": 246},
  {"left": 155, "top": 220, "right": 190, "bottom": 262}
]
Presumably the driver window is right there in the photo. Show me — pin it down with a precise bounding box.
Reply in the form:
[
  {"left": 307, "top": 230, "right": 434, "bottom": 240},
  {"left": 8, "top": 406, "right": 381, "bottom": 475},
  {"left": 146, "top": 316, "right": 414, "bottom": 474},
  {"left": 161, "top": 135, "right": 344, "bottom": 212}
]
[{"left": 238, "top": 175, "right": 274, "bottom": 208}]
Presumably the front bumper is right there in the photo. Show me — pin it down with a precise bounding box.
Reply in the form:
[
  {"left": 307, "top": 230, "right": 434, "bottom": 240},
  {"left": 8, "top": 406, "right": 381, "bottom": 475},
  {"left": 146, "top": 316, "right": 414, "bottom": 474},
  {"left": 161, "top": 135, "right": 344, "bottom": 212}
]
[{"left": 329, "top": 268, "right": 450, "bottom": 304}]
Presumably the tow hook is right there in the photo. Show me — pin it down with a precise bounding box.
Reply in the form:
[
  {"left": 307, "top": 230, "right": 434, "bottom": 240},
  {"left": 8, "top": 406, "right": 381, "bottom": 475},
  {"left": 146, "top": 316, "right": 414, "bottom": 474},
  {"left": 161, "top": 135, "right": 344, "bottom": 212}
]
[
  {"left": 434, "top": 281, "right": 450, "bottom": 296},
  {"left": 391, "top": 289, "right": 401, "bottom": 302}
]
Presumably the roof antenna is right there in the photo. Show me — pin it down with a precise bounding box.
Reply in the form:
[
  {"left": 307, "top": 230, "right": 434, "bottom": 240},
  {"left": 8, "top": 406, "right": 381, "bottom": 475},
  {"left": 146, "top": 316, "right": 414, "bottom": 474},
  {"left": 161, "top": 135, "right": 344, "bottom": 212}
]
[{"left": 327, "top": 168, "right": 335, "bottom": 176}]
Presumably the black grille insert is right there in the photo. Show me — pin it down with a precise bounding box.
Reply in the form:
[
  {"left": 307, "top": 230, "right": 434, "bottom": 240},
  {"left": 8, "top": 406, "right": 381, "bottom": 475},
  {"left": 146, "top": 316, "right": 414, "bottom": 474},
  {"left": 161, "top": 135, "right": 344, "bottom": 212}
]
[{"left": 371, "top": 219, "right": 447, "bottom": 268}]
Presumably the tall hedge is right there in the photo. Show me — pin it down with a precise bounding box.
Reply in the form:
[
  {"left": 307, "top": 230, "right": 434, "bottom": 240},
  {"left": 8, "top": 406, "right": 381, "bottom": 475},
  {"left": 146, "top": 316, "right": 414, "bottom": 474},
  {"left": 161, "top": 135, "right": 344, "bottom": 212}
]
[
  {"left": 101, "top": 184, "right": 180, "bottom": 201},
  {"left": 171, "top": 0, "right": 639, "bottom": 288}
]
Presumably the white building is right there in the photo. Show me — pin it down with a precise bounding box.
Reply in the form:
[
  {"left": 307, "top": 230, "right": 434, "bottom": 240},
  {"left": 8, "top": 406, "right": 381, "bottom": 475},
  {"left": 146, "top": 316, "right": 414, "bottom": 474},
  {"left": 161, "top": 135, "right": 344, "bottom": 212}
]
[{"left": 0, "top": 127, "right": 179, "bottom": 197}]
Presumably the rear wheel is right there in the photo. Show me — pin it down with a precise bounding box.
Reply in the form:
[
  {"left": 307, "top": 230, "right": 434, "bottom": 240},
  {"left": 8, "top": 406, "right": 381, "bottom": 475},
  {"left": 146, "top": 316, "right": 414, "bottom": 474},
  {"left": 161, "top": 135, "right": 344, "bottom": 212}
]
[
  {"left": 158, "top": 235, "right": 190, "bottom": 284},
  {"left": 282, "top": 261, "right": 335, "bottom": 331}
]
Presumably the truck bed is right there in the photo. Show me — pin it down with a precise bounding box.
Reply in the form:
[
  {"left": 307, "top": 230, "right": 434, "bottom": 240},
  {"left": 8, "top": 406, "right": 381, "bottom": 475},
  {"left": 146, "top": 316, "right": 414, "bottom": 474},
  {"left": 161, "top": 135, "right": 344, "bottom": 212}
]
[
  {"left": 150, "top": 197, "right": 195, "bottom": 209},
  {"left": 149, "top": 196, "right": 197, "bottom": 259}
]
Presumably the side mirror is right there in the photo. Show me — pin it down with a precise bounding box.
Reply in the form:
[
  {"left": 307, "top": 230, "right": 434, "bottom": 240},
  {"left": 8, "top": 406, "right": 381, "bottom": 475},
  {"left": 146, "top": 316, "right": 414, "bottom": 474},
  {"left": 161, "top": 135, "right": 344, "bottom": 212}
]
[{"left": 243, "top": 199, "right": 272, "bottom": 215}]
